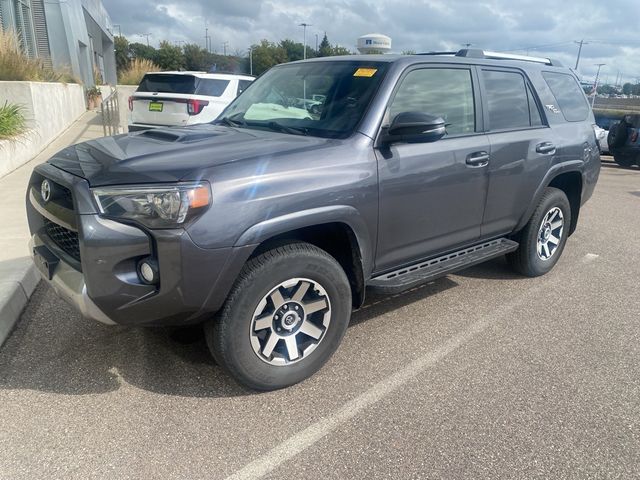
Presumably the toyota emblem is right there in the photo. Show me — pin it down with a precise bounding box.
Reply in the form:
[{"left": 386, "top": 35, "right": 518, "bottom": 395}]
[{"left": 41, "top": 180, "right": 51, "bottom": 203}]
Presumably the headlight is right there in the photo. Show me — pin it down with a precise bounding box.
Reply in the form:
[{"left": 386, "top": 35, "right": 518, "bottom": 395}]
[{"left": 92, "top": 182, "right": 211, "bottom": 229}]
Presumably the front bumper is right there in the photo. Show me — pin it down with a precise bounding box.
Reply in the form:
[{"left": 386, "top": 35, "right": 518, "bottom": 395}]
[
  {"left": 27, "top": 163, "right": 256, "bottom": 326},
  {"left": 29, "top": 235, "right": 115, "bottom": 325}
]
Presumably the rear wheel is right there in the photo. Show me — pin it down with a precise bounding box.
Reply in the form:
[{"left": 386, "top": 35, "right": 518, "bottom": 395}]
[
  {"left": 508, "top": 187, "right": 571, "bottom": 277},
  {"left": 205, "top": 242, "right": 352, "bottom": 391}
]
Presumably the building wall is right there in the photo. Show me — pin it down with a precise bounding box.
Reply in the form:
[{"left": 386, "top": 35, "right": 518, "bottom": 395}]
[
  {"left": 1, "top": 0, "right": 115, "bottom": 86},
  {"left": 0, "top": 81, "right": 86, "bottom": 177}
]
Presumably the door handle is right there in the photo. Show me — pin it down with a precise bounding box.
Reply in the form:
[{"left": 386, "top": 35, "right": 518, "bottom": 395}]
[
  {"left": 466, "top": 151, "right": 490, "bottom": 167},
  {"left": 536, "top": 142, "right": 556, "bottom": 154}
]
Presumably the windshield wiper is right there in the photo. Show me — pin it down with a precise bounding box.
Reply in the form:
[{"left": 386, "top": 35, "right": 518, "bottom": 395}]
[
  {"left": 214, "top": 113, "right": 246, "bottom": 128},
  {"left": 263, "top": 121, "right": 308, "bottom": 136}
]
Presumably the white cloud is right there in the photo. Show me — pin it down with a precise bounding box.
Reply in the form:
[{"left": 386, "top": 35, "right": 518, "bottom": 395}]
[{"left": 107, "top": 0, "right": 640, "bottom": 83}]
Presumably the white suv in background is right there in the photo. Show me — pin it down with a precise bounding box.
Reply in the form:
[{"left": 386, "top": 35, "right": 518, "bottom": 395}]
[{"left": 128, "top": 71, "right": 254, "bottom": 131}]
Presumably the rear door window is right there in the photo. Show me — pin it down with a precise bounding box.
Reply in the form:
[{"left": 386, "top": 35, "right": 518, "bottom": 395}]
[
  {"left": 542, "top": 72, "right": 590, "bottom": 122},
  {"left": 482, "top": 70, "right": 535, "bottom": 130},
  {"left": 196, "top": 79, "right": 231, "bottom": 97},
  {"left": 137, "top": 74, "right": 197, "bottom": 94}
]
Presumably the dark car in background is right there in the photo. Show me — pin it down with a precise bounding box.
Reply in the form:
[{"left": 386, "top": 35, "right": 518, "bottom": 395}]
[{"left": 607, "top": 114, "right": 640, "bottom": 167}]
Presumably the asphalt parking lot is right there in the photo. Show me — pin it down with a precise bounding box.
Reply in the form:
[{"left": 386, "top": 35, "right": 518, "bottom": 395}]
[{"left": 1, "top": 158, "right": 639, "bottom": 479}]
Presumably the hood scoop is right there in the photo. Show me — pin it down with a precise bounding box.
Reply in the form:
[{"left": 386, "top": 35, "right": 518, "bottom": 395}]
[{"left": 137, "top": 128, "right": 220, "bottom": 143}]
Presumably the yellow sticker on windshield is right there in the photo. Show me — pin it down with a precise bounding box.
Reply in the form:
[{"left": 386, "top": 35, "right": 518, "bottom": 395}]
[{"left": 354, "top": 68, "right": 378, "bottom": 77}]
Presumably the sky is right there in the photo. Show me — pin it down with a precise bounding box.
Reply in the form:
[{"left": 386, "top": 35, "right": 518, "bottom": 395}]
[{"left": 106, "top": 0, "right": 640, "bottom": 85}]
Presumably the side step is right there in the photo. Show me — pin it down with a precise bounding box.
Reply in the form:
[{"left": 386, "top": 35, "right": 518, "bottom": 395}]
[{"left": 368, "top": 238, "right": 519, "bottom": 294}]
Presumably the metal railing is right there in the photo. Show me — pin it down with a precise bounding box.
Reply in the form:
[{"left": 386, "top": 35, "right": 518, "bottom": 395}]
[{"left": 100, "top": 86, "right": 120, "bottom": 136}]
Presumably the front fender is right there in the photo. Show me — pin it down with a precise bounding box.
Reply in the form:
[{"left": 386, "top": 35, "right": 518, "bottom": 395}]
[{"left": 234, "top": 205, "right": 374, "bottom": 276}]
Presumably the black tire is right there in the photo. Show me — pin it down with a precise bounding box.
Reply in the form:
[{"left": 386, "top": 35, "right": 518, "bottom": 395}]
[
  {"left": 507, "top": 187, "right": 571, "bottom": 277},
  {"left": 205, "top": 242, "right": 352, "bottom": 391},
  {"left": 613, "top": 154, "right": 636, "bottom": 168},
  {"left": 607, "top": 122, "right": 628, "bottom": 148}
]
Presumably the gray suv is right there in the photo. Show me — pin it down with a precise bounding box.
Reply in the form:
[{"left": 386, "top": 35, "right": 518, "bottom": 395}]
[{"left": 26, "top": 50, "right": 600, "bottom": 390}]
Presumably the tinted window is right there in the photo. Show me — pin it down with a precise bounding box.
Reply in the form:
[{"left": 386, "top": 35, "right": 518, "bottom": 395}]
[
  {"left": 389, "top": 68, "right": 475, "bottom": 135},
  {"left": 137, "top": 74, "right": 196, "bottom": 94},
  {"left": 482, "top": 70, "right": 531, "bottom": 130},
  {"left": 542, "top": 72, "right": 590, "bottom": 122},
  {"left": 196, "top": 79, "right": 230, "bottom": 97},
  {"left": 237, "top": 80, "right": 252, "bottom": 96}
]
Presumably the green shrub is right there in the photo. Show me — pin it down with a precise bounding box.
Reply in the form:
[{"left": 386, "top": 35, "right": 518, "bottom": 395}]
[
  {"left": 118, "top": 58, "right": 158, "bottom": 85},
  {"left": 0, "top": 102, "right": 26, "bottom": 139}
]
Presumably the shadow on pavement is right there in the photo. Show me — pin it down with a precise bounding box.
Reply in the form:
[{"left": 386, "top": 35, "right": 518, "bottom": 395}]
[
  {"left": 0, "top": 273, "right": 460, "bottom": 398},
  {"left": 454, "top": 255, "right": 527, "bottom": 281},
  {"left": 0, "top": 285, "right": 249, "bottom": 398}
]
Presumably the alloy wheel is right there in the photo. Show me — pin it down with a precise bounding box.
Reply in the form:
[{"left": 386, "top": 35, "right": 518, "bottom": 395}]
[
  {"left": 537, "top": 207, "right": 564, "bottom": 261},
  {"left": 250, "top": 278, "right": 331, "bottom": 366}
]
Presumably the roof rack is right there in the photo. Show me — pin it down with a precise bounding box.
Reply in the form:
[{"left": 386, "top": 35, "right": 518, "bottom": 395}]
[{"left": 418, "top": 49, "right": 561, "bottom": 67}]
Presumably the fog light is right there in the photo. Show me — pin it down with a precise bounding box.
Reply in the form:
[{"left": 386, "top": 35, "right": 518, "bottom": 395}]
[{"left": 137, "top": 258, "right": 159, "bottom": 285}]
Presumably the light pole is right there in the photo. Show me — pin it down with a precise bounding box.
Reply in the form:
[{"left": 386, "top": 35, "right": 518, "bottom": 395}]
[
  {"left": 139, "top": 33, "right": 151, "bottom": 47},
  {"left": 248, "top": 47, "right": 253, "bottom": 75},
  {"left": 315, "top": 33, "right": 318, "bottom": 52},
  {"left": 574, "top": 39, "right": 589, "bottom": 70},
  {"left": 113, "top": 24, "right": 122, "bottom": 37},
  {"left": 591, "top": 63, "right": 605, "bottom": 108},
  {"left": 299, "top": 23, "right": 312, "bottom": 59}
]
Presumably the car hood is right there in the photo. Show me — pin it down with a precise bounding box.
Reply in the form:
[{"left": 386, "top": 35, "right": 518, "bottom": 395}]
[{"left": 48, "top": 125, "right": 338, "bottom": 186}]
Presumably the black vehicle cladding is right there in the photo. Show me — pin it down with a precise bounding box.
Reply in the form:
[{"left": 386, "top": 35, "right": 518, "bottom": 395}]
[{"left": 27, "top": 50, "right": 600, "bottom": 390}]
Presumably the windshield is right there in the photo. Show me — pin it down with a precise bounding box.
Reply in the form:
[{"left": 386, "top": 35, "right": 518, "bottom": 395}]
[{"left": 216, "top": 61, "right": 389, "bottom": 139}]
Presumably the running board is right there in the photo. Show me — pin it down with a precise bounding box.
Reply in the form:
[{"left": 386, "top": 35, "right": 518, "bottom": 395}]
[{"left": 368, "top": 238, "right": 519, "bottom": 294}]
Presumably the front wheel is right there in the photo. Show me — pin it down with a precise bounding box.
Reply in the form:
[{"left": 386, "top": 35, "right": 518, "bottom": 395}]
[
  {"left": 507, "top": 187, "right": 571, "bottom": 277},
  {"left": 205, "top": 242, "right": 352, "bottom": 391}
]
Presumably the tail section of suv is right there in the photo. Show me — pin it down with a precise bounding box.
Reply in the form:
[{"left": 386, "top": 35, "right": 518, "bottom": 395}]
[
  {"left": 28, "top": 50, "right": 600, "bottom": 390},
  {"left": 128, "top": 71, "right": 254, "bottom": 131},
  {"left": 607, "top": 114, "right": 640, "bottom": 167}
]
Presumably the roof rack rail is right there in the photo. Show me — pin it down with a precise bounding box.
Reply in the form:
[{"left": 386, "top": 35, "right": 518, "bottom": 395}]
[{"left": 418, "top": 48, "right": 560, "bottom": 66}]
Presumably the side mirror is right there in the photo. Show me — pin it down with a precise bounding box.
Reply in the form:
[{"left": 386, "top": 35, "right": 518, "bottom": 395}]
[{"left": 383, "top": 112, "right": 446, "bottom": 144}]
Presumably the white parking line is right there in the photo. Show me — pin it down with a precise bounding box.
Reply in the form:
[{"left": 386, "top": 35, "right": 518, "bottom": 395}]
[{"left": 226, "top": 258, "right": 594, "bottom": 480}]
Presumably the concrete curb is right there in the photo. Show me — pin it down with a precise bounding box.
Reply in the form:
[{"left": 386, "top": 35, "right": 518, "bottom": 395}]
[{"left": 0, "top": 257, "right": 40, "bottom": 347}]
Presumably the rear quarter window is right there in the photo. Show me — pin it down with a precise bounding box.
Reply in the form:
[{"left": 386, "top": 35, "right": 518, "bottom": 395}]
[
  {"left": 196, "top": 79, "right": 231, "bottom": 97},
  {"left": 542, "top": 72, "right": 590, "bottom": 122}
]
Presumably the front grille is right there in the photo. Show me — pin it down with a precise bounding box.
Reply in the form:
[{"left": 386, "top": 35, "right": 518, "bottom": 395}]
[
  {"left": 31, "top": 174, "right": 74, "bottom": 210},
  {"left": 57, "top": 184, "right": 74, "bottom": 210},
  {"left": 44, "top": 219, "right": 81, "bottom": 262}
]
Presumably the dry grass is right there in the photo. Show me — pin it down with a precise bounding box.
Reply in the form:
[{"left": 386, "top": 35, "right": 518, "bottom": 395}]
[
  {"left": 0, "top": 28, "right": 79, "bottom": 83},
  {"left": 118, "top": 58, "right": 158, "bottom": 85}
]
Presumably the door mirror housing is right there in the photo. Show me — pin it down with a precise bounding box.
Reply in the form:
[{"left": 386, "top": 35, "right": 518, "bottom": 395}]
[{"left": 383, "top": 112, "right": 446, "bottom": 144}]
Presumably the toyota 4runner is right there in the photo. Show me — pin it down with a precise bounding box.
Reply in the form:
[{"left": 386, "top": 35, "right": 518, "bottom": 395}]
[{"left": 27, "top": 50, "right": 600, "bottom": 390}]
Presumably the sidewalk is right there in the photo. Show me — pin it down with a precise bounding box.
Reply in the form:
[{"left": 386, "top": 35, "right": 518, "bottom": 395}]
[{"left": 0, "top": 110, "right": 106, "bottom": 346}]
